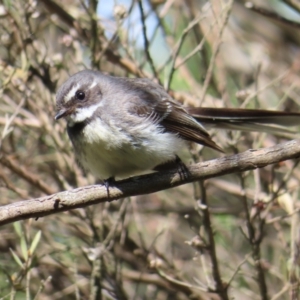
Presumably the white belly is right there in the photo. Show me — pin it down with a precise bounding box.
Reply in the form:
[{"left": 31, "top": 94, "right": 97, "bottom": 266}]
[{"left": 71, "top": 118, "right": 185, "bottom": 180}]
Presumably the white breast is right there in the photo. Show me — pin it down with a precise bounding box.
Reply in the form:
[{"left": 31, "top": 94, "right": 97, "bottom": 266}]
[{"left": 72, "top": 118, "right": 185, "bottom": 180}]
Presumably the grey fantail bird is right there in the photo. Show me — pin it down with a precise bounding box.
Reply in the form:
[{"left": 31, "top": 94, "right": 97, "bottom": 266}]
[{"left": 55, "top": 70, "right": 300, "bottom": 181}]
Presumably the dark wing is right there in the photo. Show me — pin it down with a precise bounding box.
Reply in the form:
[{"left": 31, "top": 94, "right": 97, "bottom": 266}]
[
  {"left": 160, "top": 102, "right": 223, "bottom": 151},
  {"left": 126, "top": 78, "right": 223, "bottom": 152}
]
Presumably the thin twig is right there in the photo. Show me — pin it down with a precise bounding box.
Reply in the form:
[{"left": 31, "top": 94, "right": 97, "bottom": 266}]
[
  {"left": 137, "top": 0, "right": 159, "bottom": 81},
  {"left": 199, "top": 0, "right": 233, "bottom": 105},
  {"left": 198, "top": 181, "right": 229, "bottom": 299},
  {"left": 239, "top": 172, "right": 268, "bottom": 300},
  {"left": 165, "top": 14, "right": 205, "bottom": 91},
  {"left": 245, "top": 2, "right": 300, "bottom": 29}
]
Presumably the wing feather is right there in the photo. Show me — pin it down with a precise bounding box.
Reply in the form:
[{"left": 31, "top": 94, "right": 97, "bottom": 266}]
[{"left": 126, "top": 82, "right": 223, "bottom": 152}]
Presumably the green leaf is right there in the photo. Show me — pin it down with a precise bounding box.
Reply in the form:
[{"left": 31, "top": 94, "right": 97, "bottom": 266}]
[
  {"left": 29, "top": 230, "right": 41, "bottom": 256},
  {"left": 20, "top": 51, "right": 29, "bottom": 71},
  {"left": 20, "top": 235, "right": 28, "bottom": 261},
  {"left": 9, "top": 248, "right": 23, "bottom": 268},
  {"left": 13, "top": 222, "right": 22, "bottom": 238}
]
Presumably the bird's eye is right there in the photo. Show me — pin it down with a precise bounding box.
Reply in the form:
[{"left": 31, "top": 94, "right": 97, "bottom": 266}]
[{"left": 75, "top": 90, "right": 85, "bottom": 101}]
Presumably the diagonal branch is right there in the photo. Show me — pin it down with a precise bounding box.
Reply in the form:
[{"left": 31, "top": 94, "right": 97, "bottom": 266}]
[{"left": 0, "top": 139, "right": 300, "bottom": 226}]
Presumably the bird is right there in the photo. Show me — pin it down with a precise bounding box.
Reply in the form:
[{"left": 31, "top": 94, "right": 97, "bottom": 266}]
[{"left": 55, "top": 70, "right": 300, "bottom": 182}]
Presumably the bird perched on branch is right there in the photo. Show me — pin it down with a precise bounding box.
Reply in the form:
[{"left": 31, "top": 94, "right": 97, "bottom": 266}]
[{"left": 55, "top": 70, "right": 300, "bottom": 181}]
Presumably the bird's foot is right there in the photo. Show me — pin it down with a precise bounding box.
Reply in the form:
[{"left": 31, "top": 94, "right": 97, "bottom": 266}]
[
  {"left": 153, "top": 156, "right": 190, "bottom": 180},
  {"left": 103, "top": 177, "right": 116, "bottom": 198}
]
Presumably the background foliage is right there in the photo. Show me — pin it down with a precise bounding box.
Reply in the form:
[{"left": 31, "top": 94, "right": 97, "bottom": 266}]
[{"left": 1, "top": 0, "right": 300, "bottom": 299}]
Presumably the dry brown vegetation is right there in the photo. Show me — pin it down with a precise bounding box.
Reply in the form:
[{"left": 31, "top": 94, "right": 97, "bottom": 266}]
[{"left": 1, "top": 0, "right": 300, "bottom": 299}]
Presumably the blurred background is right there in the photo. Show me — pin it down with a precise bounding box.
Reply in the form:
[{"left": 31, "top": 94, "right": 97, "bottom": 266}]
[{"left": 1, "top": 0, "right": 300, "bottom": 299}]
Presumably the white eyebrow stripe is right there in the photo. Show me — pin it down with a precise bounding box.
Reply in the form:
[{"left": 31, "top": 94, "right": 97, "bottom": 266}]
[
  {"left": 64, "top": 83, "right": 80, "bottom": 103},
  {"left": 89, "top": 80, "right": 97, "bottom": 89}
]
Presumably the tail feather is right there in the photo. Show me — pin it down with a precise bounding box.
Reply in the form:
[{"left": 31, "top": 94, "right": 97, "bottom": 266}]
[{"left": 186, "top": 107, "right": 300, "bottom": 131}]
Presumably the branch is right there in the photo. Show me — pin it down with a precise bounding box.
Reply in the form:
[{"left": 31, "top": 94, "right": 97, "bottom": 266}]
[
  {"left": 39, "top": 0, "right": 144, "bottom": 76},
  {"left": 245, "top": 2, "right": 300, "bottom": 29},
  {"left": 1, "top": 139, "right": 300, "bottom": 226}
]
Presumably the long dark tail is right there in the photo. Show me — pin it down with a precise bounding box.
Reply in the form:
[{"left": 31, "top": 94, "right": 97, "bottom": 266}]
[{"left": 186, "top": 107, "right": 300, "bottom": 133}]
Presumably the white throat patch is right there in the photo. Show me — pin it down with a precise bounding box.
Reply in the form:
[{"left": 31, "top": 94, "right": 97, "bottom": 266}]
[{"left": 67, "top": 101, "right": 103, "bottom": 126}]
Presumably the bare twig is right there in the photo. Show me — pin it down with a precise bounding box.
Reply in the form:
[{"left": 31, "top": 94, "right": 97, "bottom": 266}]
[
  {"left": 39, "top": 0, "right": 143, "bottom": 76},
  {"left": 0, "top": 156, "right": 56, "bottom": 195},
  {"left": 239, "top": 172, "right": 269, "bottom": 300},
  {"left": 282, "top": 0, "right": 300, "bottom": 13},
  {"left": 198, "top": 181, "right": 229, "bottom": 299},
  {"left": 199, "top": 0, "right": 233, "bottom": 105},
  {"left": 165, "top": 14, "right": 205, "bottom": 91},
  {"left": 245, "top": 2, "right": 300, "bottom": 29},
  {"left": 137, "top": 0, "right": 159, "bottom": 80}
]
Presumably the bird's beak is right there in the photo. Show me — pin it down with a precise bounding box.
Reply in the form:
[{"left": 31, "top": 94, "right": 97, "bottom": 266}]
[{"left": 55, "top": 108, "right": 68, "bottom": 120}]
